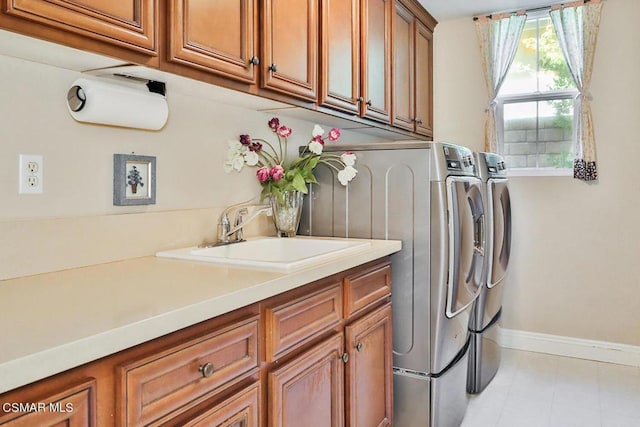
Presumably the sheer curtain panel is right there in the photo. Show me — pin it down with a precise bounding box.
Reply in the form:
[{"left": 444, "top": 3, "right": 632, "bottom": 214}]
[
  {"left": 550, "top": 0, "right": 603, "bottom": 181},
  {"left": 475, "top": 13, "right": 526, "bottom": 153}
]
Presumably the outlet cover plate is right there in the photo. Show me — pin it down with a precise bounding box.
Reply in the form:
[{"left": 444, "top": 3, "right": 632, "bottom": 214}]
[{"left": 19, "top": 154, "right": 43, "bottom": 194}]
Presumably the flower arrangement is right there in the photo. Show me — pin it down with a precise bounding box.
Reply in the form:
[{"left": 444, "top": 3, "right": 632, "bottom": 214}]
[{"left": 224, "top": 117, "right": 357, "bottom": 200}]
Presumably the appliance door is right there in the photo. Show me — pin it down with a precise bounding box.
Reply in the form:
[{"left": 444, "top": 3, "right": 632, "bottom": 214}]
[
  {"left": 487, "top": 178, "right": 511, "bottom": 288},
  {"left": 445, "top": 176, "right": 485, "bottom": 318}
]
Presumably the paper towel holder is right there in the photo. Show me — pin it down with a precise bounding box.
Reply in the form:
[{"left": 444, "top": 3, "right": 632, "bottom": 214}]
[
  {"left": 67, "top": 75, "right": 166, "bottom": 113},
  {"left": 66, "top": 76, "right": 169, "bottom": 131}
]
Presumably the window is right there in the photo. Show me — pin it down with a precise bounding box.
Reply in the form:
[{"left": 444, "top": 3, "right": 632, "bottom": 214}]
[{"left": 497, "top": 12, "right": 577, "bottom": 174}]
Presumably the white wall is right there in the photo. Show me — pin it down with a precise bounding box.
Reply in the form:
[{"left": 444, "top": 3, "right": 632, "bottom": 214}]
[
  {"left": 433, "top": 0, "right": 640, "bottom": 346},
  {"left": 0, "top": 51, "right": 380, "bottom": 280}
]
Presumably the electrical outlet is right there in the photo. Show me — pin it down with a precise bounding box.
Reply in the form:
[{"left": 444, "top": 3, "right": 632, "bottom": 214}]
[{"left": 19, "top": 154, "right": 43, "bottom": 194}]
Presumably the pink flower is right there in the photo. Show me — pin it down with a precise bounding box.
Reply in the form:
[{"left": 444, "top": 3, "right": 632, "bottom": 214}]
[
  {"left": 256, "top": 166, "right": 270, "bottom": 183},
  {"left": 328, "top": 128, "right": 341, "bottom": 141},
  {"left": 268, "top": 117, "right": 280, "bottom": 132},
  {"left": 249, "top": 142, "right": 262, "bottom": 152},
  {"left": 239, "top": 134, "right": 251, "bottom": 145},
  {"left": 270, "top": 165, "right": 285, "bottom": 181},
  {"left": 312, "top": 134, "right": 324, "bottom": 144},
  {"left": 277, "top": 125, "right": 292, "bottom": 138}
]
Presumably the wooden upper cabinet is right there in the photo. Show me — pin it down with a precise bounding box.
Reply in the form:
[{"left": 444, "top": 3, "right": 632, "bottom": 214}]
[
  {"left": 361, "top": 0, "right": 392, "bottom": 124},
  {"left": 392, "top": 1, "right": 415, "bottom": 132},
  {"left": 319, "top": 0, "right": 361, "bottom": 114},
  {"left": 168, "top": 0, "right": 259, "bottom": 84},
  {"left": 4, "top": 0, "right": 157, "bottom": 54},
  {"left": 345, "top": 303, "right": 393, "bottom": 427},
  {"left": 261, "top": 0, "right": 318, "bottom": 101},
  {"left": 391, "top": 0, "right": 434, "bottom": 137},
  {"left": 414, "top": 19, "right": 433, "bottom": 136}
]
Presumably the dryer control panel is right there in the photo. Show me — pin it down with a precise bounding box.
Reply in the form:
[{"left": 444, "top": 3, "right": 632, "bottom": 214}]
[
  {"left": 443, "top": 144, "right": 475, "bottom": 173},
  {"left": 481, "top": 152, "right": 507, "bottom": 178}
]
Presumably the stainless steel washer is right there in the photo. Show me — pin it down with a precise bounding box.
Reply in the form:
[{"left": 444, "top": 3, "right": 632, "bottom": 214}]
[
  {"left": 300, "top": 142, "right": 486, "bottom": 426},
  {"left": 467, "top": 152, "right": 512, "bottom": 394}
]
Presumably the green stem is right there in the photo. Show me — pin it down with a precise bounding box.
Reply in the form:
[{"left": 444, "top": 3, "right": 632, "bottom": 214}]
[{"left": 253, "top": 138, "right": 281, "bottom": 164}]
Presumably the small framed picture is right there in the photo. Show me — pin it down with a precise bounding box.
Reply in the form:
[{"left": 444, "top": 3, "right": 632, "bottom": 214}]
[{"left": 113, "top": 154, "right": 156, "bottom": 206}]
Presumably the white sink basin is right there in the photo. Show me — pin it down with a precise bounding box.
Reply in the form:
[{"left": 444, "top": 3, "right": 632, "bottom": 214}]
[{"left": 156, "top": 237, "right": 371, "bottom": 272}]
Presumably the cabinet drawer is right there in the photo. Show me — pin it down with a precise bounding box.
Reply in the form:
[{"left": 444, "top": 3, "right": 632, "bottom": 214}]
[
  {"left": 118, "top": 316, "right": 259, "bottom": 426},
  {"left": 265, "top": 282, "right": 342, "bottom": 361},
  {"left": 344, "top": 261, "right": 392, "bottom": 317},
  {"left": 0, "top": 378, "right": 96, "bottom": 427}
]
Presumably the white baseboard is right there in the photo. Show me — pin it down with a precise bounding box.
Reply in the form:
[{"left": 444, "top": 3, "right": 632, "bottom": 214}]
[{"left": 497, "top": 328, "right": 640, "bottom": 367}]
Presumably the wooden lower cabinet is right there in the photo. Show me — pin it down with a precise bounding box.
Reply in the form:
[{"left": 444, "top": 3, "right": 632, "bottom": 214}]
[
  {"left": 164, "top": 382, "right": 260, "bottom": 427},
  {"left": 345, "top": 303, "right": 393, "bottom": 427},
  {"left": 0, "top": 258, "right": 392, "bottom": 427},
  {"left": 268, "top": 333, "right": 345, "bottom": 427},
  {"left": 0, "top": 378, "right": 96, "bottom": 427}
]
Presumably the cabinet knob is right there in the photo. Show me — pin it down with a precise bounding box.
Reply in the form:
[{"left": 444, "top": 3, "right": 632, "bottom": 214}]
[
  {"left": 269, "top": 64, "right": 278, "bottom": 72},
  {"left": 341, "top": 353, "right": 349, "bottom": 363},
  {"left": 249, "top": 56, "right": 260, "bottom": 66},
  {"left": 357, "top": 96, "right": 364, "bottom": 103},
  {"left": 416, "top": 118, "right": 423, "bottom": 125},
  {"left": 355, "top": 342, "right": 363, "bottom": 352},
  {"left": 365, "top": 100, "right": 372, "bottom": 106},
  {"left": 199, "top": 362, "right": 215, "bottom": 378}
]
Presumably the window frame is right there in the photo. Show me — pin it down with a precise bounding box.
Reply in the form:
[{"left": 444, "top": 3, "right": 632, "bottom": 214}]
[{"left": 496, "top": 11, "right": 578, "bottom": 177}]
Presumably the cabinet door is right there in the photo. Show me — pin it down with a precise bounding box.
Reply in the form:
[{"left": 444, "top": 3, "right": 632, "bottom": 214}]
[
  {"left": 414, "top": 20, "right": 433, "bottom": 137},
  {"left": 5, "top": 0, "right": 156, "bottom": 54},
  {"left": 319, "top": 0, "right": 360, "bottom": 114},
  {"left": 168, "top": 0, "right": 259, "bottom": 84},
  {"left": 169, "top": 382, "right": 260, "bottom": 427},
  {"left": 392, "top": 2, "right": 415, "bottom": 132},
  {"left": 361, "top": 0, "right": 392, "bottom": 123},
  {"left": 345, "top": 303, "right": 393, "bottom": 427},
  {"left": 0, "top": 379, "right": 96, "bottom": 427},
  {"left": 268, "top": 334, "right": 345, "bottom": 427},
  {"left": 262, "top": 0, "right": 318, "bottom": 101}
]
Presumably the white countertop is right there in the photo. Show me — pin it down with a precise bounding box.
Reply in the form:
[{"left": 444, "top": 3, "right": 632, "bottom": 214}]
[{"left": 0, "top": 237, "right": 401, "bottom": 394}]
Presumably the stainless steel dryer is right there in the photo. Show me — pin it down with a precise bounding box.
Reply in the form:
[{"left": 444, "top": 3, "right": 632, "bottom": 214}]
[
  {"left": 300, "top": 142, "right": 486, "bottom": 427},
  {"left": 467, "top": 152, "right": 512, "bottom": 394}
]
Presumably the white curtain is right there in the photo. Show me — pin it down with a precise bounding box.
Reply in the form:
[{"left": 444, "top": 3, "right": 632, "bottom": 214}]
[
  {"left": 550, "top": 0, "right": 603, "bottom": 181},
  {"left": 475, "top": 13, "right": 527, "bottom": 153}
]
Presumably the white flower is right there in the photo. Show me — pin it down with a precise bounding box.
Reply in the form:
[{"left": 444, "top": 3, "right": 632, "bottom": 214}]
[
  {"left": 224, "top": 140, "right": 249, "bottom": 172},
  {"left": 337, "top": 165, "right": 357, "bottom": 185},
  {"left": 309, "top": 140, "right": 324, "bottom": 155},
  {"left": 340, "top": 151, "right": 356, "bottom": 166},
  {"left": 312, "top": 124, "right": 324, "bottom": 137},
  {"left": 244, "top": 150, "right": 259, "bottom": 166}
]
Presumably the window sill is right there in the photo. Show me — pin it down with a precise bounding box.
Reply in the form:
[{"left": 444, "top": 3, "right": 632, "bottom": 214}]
[{"left": 507, "top": 168, "right": 573, "bottom": 178}]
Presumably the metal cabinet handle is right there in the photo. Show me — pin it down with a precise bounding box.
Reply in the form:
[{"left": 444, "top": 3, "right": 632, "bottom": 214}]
[
  {"left": 414, "top": 118, "right": 423, "bottom": 125},
  {"left": 355, "top": 342, "right": 363, "bottom": 352},
  {"left": 199, "top": 362, "right": 215, "bottom": 378},
  {"left": 269, "top": 64, "right": 278, "bottom": 72},
  {"left": 341, "top": 353, "right": 349, "bottom": 363},
  {"left": 365, "top": 100, "right": 372, "bottom": 106},
  {"left": 249, "top": 56, "right": 260, "bottom": 66},
  {"left": 357, "top": 96, "right": 364, "bottom": 103}
]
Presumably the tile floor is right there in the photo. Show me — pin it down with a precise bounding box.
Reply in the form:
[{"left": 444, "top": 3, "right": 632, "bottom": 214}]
[{"left": 460, "top": 349, "right": 640, "bottom": 427}]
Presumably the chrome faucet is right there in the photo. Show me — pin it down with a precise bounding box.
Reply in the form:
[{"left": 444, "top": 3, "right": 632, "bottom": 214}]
[{"left": 202, "top": 203, "right": 272, "bottom": 247}]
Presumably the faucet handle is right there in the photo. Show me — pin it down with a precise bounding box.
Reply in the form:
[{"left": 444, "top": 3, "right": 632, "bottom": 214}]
[{"left": 234, "top": 208, "right": 249, "bottom": 241}]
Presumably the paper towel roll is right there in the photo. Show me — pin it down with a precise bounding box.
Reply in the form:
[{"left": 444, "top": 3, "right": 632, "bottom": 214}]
[{"left": 67, "top": 77, "right": 169, "bottom": 131}]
